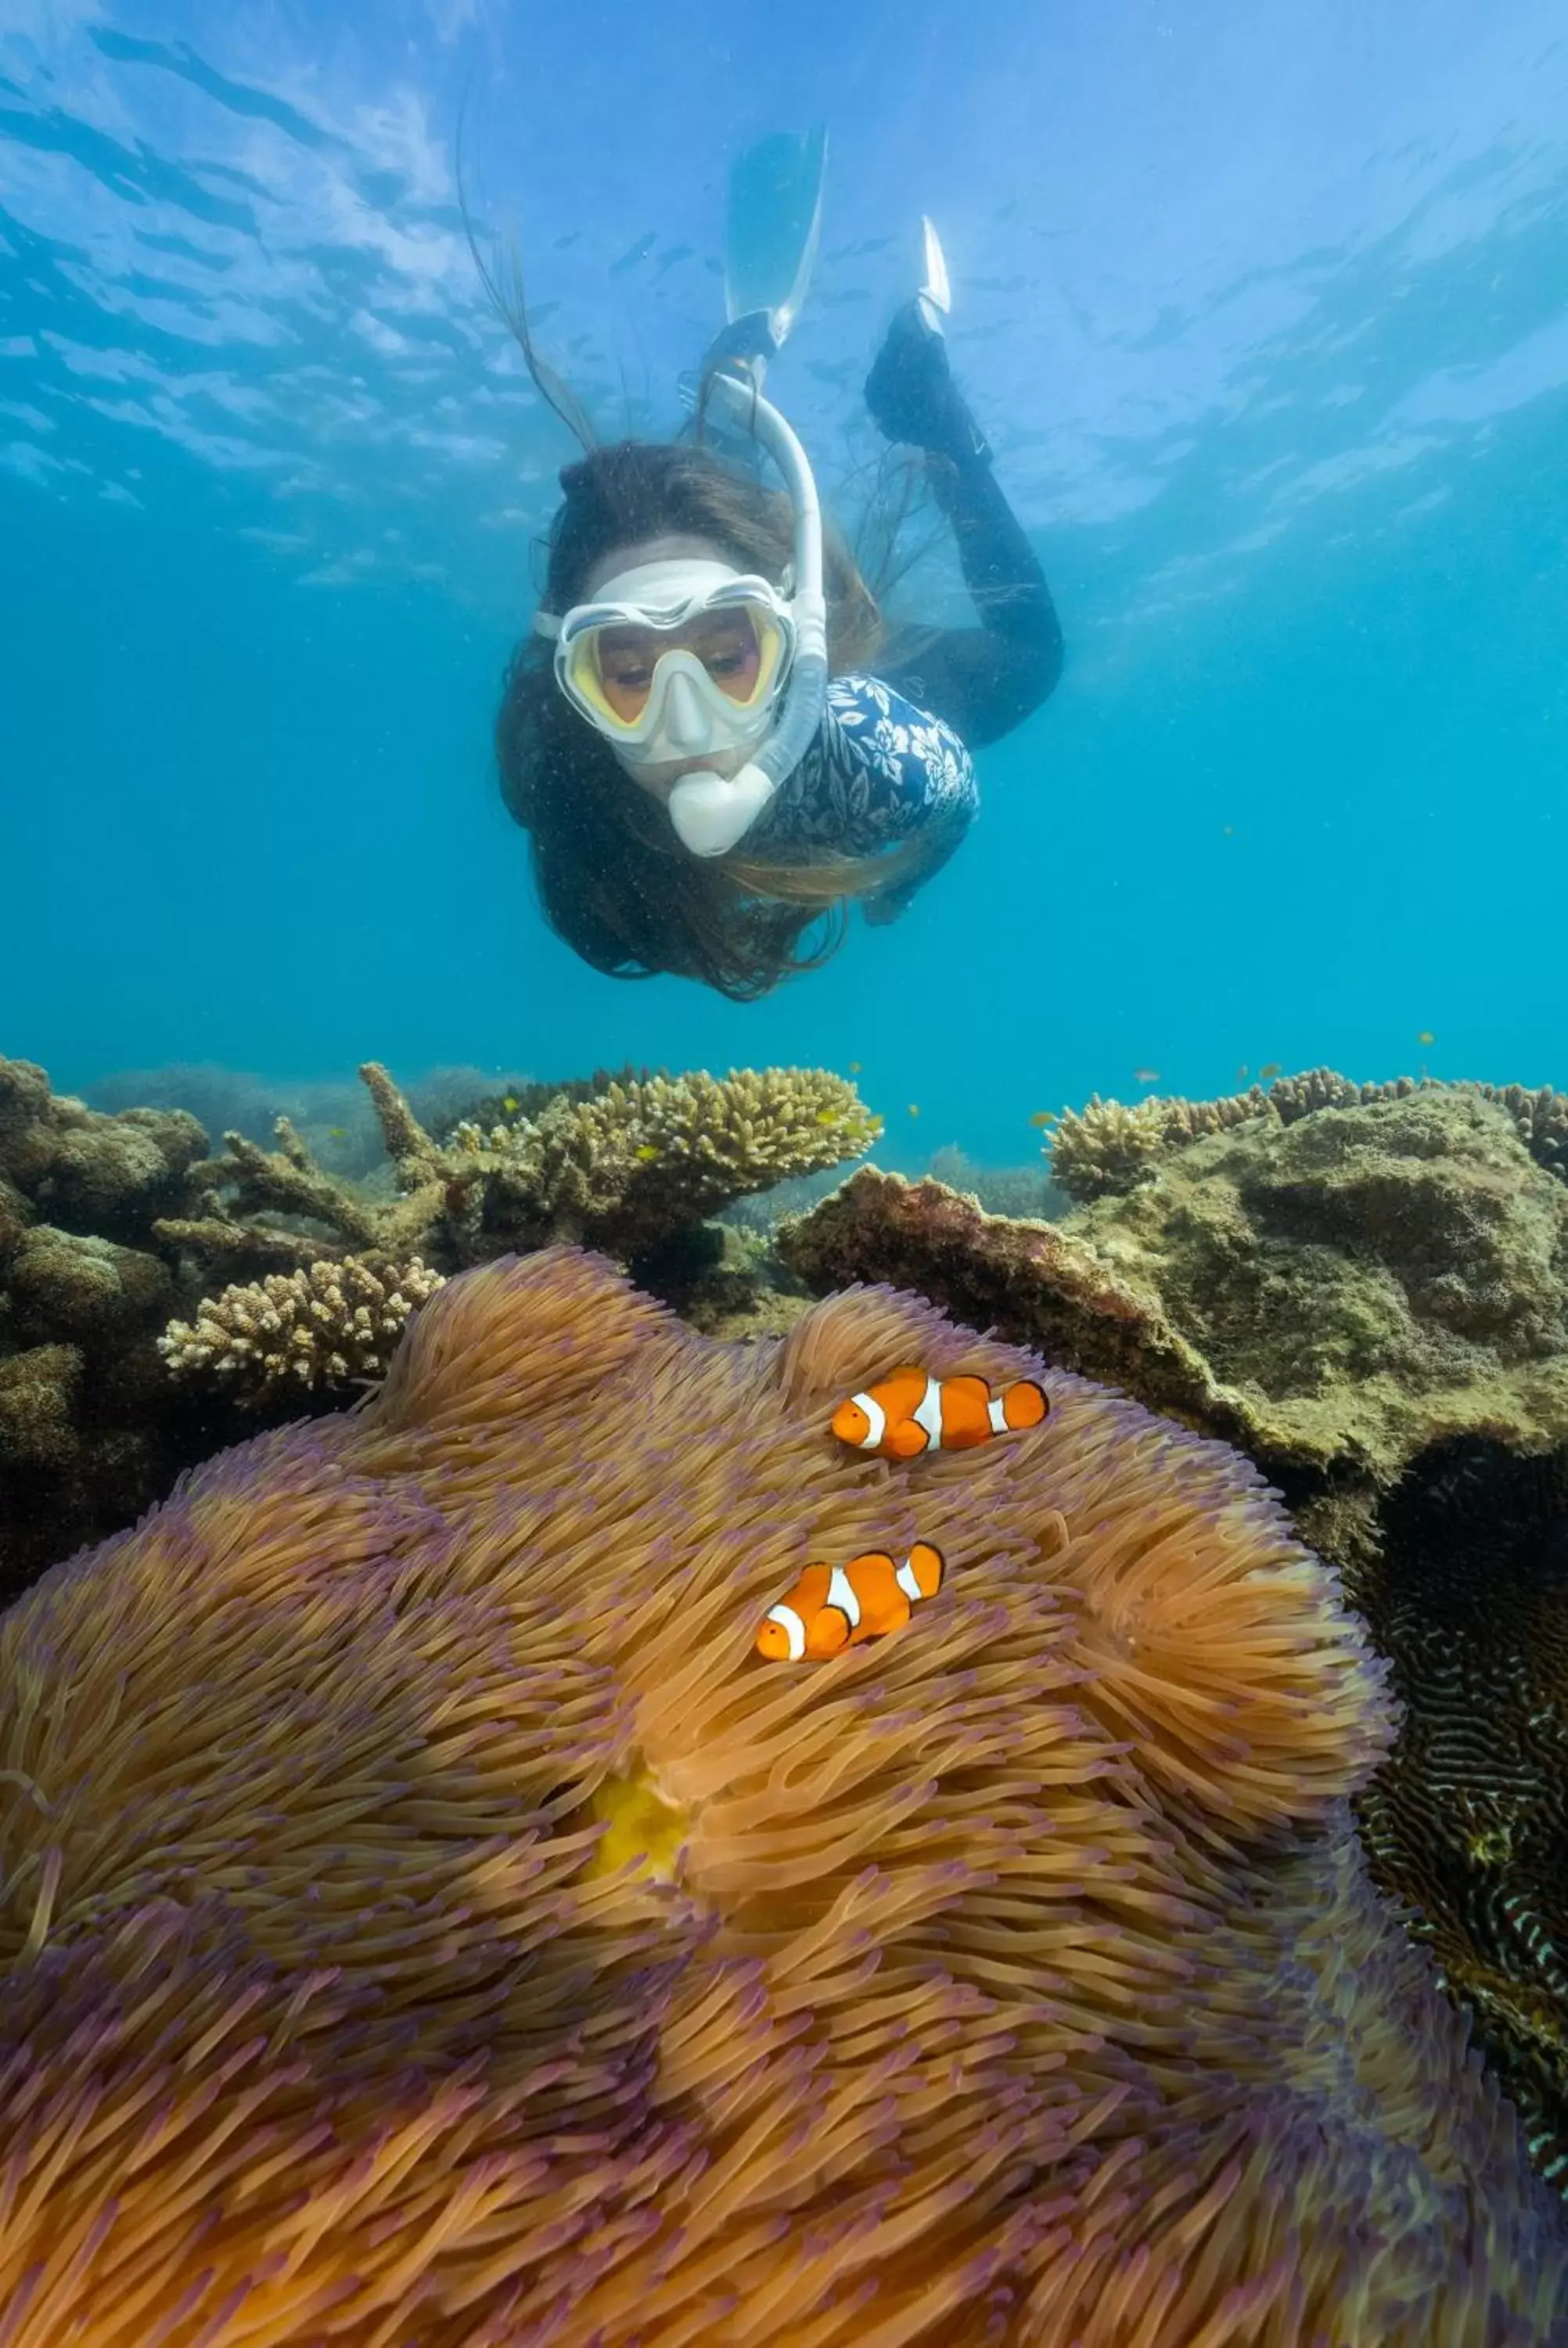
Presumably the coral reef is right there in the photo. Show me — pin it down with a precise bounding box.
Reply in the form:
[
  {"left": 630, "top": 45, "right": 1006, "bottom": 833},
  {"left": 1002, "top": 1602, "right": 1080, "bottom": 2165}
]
[
  {"left": 782, "top": 1079, "right": 1568, "bottom": 2202},
  {"left": 0, "top": 1053, "right": 876, "bottom": 1599},
  {"left": 159, "top": 1255, "right": 446, "bottom": 1402},
  {"left": 784, "top": 1087, "right": 1568, "bottom": 1489},
  {"left": 1050, "top": 1065, "right": 1568, "bottom": 1204},
  {"left": 0, "top": 1057, "right": 230, "bottom": 1604},
  {"left": 1351, "top": 1435, "right": 1568, "bottom": 2191},
  {"left": 166, "top": 1060, "right": 879, "bottom": 1278},
  {"left": 2, "top": 1248, "right": 1563, "bottom": 2343}
]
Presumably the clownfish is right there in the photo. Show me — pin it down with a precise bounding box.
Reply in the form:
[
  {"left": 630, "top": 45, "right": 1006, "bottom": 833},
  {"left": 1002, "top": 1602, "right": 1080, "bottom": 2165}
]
[
  {"left": 831, "top": 1368, "right": 1048, "bottom": 1461},
  {"left": 756, "top": 1544, "right": 945, "bottom": 1661}
]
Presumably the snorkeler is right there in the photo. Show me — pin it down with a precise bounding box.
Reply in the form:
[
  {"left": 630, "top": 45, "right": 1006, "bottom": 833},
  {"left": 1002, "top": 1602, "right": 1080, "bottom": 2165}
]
[{"left": 494, "top": 231, "right": 1062, "bottom": 999}]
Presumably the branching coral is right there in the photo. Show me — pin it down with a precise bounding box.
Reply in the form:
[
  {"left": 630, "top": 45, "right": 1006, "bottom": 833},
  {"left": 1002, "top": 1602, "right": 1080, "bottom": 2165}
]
[
  {"left": 158, "top": 1255, "right": 445, "bottom": 1401},
  {"left": 1048, "top": 1066, "right": 1568, "bottom": 1204},
  {"left": 167, "top": 1059, "right": 879, "bottom": 1275},
  {"left": 1, "top": 1249, "right": 1563, "bottom": 2343}
]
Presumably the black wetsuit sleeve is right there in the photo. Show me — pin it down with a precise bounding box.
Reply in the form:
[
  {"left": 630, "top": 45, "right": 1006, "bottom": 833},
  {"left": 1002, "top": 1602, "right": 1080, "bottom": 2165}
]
[{"left": 879, "top": 453, "right": 1063, "bottom": 751}]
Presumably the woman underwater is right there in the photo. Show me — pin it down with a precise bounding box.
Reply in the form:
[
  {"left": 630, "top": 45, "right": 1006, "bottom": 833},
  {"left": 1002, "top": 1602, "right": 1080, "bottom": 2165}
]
[{"left": 496, "top": 290, "right": 1063, "bottom": 1000}]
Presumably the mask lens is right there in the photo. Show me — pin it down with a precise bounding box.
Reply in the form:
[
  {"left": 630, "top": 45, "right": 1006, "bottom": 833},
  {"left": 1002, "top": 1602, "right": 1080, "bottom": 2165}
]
[
  {"left": 686, "top": 607, "right": 764, "bottom": 706},
  {"left": 579, "top": 604, "right": 784, "bottom": 731},
  {"left": 593, "top": 624, "right": 662, "bottom": 723},
  {"left": 556, "top": 578, "right": 793, "bottom": 742}
]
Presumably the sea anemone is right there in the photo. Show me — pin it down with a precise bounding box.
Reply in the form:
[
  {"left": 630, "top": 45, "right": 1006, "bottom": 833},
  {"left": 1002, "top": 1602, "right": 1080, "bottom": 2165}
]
[{"left": 0, "top": 1249, "right": 1562, "bottom": 2343}]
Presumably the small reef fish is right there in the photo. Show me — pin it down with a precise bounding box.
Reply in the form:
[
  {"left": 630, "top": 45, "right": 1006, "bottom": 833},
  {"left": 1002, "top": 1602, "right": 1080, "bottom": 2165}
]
[
  {"left": 1258, "top": 1061, "right": 1282, "bottom": 1080},
  {"left": 1028, "top": 1109, "right": 1057, "bottom": 1129},
  {"left": 1418, "top": 1031, "right": 1436, "bottom": 1048},
  {"left": 908, "top": 1103, "right": 920, "bottom": 1118},
  {"left": 756, "top": 1544, "right": 946, "bottom": 1660},
  {"left": 848, "top": 1059, "right": 862, "bottom": 1075},
  {"left": 833, "top": 1368, "right": 1048, "bottom": 1460},
  {"left": 1133, "top": 1067, "right": 1160, "bottom": 1086},
  {"left": 502, "top": 1094, "right": 520, "bottom": 1114}
]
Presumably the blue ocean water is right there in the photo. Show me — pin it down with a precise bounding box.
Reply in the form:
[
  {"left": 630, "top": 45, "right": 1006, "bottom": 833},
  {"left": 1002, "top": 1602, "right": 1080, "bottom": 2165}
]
[{"left": 2, "top": 0, "right": 1566, "bottom": 1172}]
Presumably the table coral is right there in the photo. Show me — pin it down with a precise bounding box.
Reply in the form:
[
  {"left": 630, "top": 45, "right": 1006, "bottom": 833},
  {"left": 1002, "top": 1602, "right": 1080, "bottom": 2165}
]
[{"left": 1, "top": 1250, "right": 1563, "bottom": 2344}]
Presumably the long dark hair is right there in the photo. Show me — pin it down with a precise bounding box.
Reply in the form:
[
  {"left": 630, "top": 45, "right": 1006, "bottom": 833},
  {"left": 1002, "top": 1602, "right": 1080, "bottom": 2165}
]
[{"left": 497, "top": 440, "right": 941, "bottom": 1000}]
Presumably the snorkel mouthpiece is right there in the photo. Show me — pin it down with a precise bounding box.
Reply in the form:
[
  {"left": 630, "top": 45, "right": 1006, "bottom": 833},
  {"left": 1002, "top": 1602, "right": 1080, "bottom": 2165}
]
[
  {"left": 667, "top": 365, "right": 828, "bottom": 858},
  {"left": 666, "top": 762, "right": 781, "bottom": 857}
]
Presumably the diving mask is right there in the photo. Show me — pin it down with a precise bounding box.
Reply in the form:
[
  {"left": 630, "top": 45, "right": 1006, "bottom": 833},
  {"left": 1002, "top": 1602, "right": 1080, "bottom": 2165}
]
[{"left": 537, "top": 560, "right": 797, "bottom": 773}]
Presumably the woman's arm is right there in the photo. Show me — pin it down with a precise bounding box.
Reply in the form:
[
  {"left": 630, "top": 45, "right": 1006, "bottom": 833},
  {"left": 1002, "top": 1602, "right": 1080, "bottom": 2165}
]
[{"left": 865, "top": 303, "right": 1063, "bottom": 749}]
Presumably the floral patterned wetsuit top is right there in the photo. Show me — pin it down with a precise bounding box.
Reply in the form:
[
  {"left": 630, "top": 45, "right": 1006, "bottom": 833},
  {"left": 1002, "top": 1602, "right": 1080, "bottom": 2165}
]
[{"left": 743, "top": 674, "right": 977, "bottom": 893}]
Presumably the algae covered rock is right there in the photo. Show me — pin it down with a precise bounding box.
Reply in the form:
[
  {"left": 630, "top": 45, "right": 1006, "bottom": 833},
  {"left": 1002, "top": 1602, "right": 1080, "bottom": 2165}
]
[
  {"left": 786, "top": 1086, "right": 1568, "bottom": 1492},
  {"left": 1070, "top": 1088, "right": 1568, "bottom": 1480},
  {"left": 0, "top": 1056, "right": 204, "bottom": 1241}
]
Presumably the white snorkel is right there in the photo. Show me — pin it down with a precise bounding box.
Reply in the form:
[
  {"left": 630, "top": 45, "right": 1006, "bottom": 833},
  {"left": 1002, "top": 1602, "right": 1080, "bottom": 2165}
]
[
  {"left": 660, "top": 126, "right": 830, "bottom": 859},
  {"left": 664, "top": 349, "right": 828, "bottom": 858}
]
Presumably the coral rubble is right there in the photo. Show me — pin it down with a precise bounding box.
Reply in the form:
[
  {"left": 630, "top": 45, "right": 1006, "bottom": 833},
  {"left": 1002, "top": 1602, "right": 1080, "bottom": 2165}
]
[
  {"left": 782, "top": 1074, "right": 1568, "bottom": 2202},
  {"left": 1, "top": 1249, "right": 1563, "bottom": 2343}
]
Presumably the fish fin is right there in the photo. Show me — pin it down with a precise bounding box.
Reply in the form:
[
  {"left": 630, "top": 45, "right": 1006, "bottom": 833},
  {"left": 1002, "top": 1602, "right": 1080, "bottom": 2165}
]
[
  {"left": 791, "top": 1562, "right": 833, "bottom": 1608},
  {"left": 807, "top": 1607, "right": 853, "bottom": 1657},
  {"left": 909, "top": 1542, "right": 944, "bottom": 1598},
  {"left": 1002, "top": 1381, "right": 1049, "bottom": 1431}
]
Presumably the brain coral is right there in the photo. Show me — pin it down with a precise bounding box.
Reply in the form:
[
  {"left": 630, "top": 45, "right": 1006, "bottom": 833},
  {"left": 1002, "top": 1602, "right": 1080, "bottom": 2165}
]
[{"left": 1, "top": 1250, "right": 1563, "bottom": 2346}]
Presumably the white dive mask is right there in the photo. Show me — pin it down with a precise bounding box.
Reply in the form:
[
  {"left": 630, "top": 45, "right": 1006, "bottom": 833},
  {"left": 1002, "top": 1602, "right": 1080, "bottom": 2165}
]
[{"left": 535, "top": 559, "right": 796, "bottom": 782}]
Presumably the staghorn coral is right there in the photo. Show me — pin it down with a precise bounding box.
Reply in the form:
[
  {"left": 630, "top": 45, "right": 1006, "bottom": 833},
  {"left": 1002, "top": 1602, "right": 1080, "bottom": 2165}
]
[
  {"left": 0, "top": 1246, "right": 1563, "bottom": 2344},
  {"left": 782, "top": 1083, "right": 1568, "bottom": 2202},
  {"left": 170, "top": 1059, "right": 879, "bottom": 1276},
  {"left": 159, "top": 1255, "right": 446, "bottom": 1402},
  {"left": 1048, "top": 1065, "right": 1568, "bottom": 1204}
]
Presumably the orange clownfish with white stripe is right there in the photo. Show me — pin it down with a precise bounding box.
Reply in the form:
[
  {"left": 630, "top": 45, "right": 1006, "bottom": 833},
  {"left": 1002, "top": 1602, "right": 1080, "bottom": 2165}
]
[
  {"left": 755, "top": 1544, "right": 946, "bottom": 1662},
  {"left": 831, "top": 1367, "right": 1048, "bottom": 1460}
]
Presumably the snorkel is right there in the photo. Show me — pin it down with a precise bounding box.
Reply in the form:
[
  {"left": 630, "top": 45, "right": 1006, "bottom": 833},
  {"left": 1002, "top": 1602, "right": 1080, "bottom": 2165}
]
[
  {"left": 530, "top": 129, "right": 833, "bottom": 860},
  {"left": 664, "top": 342, "right": 828, "bottom": 858}
]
